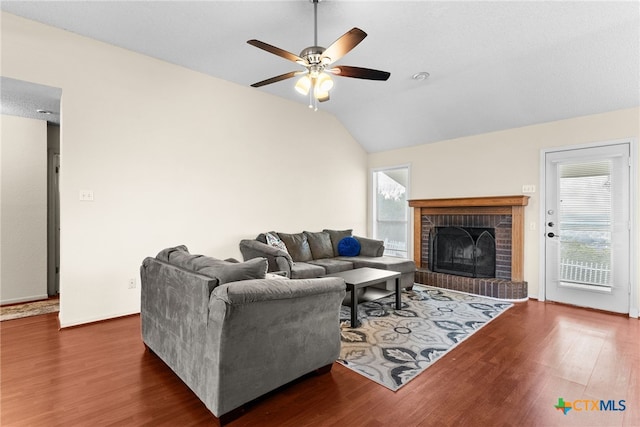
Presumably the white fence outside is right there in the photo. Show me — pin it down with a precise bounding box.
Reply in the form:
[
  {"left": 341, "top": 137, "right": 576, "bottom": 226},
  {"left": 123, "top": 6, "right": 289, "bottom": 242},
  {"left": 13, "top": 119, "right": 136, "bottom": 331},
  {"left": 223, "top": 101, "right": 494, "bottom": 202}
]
[{"left": 560, "top": 258, "right": 611, "bottom": 286}]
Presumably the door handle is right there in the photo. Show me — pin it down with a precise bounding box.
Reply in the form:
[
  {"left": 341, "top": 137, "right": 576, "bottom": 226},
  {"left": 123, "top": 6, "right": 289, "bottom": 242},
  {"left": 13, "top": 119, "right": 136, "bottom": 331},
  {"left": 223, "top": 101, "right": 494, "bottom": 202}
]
[{"left": 547, "top": 232, "right": 559, "bottom": 238}]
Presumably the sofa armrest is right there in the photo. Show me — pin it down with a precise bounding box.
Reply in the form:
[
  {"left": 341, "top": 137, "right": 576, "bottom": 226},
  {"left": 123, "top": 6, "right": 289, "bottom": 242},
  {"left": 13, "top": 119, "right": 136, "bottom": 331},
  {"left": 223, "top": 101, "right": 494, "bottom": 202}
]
[
  {"left": 204, "top": 277, "right": 346, "bottom": 416},
  {"left": 355, "top": 235, "right": 385, "bottom": 257},
  {"left": 140, "top": 257, "right": 218, "bottom": 400},
  {"left": 211, "top": 276, "right": 345, "bottom": 305},
  {"left": 239, "top": 239, "right": 293, "bottom": 274}
]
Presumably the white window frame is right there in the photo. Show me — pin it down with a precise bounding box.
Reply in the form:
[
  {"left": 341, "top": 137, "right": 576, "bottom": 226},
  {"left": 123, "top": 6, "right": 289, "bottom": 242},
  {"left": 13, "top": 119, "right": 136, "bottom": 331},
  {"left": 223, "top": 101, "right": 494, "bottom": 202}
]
[{"left": 371, "top": 164, "right": 411, "bottom": 258}]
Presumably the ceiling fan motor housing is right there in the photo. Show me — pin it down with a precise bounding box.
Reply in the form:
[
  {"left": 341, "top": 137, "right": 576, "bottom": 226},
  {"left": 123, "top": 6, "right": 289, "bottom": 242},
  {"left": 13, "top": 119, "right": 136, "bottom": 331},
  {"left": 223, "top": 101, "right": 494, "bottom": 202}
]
[
  {"left": 299, "top": 46, "right": 331, "bottom": 77},
  {"left": 300, "top": 46, "right": 328, "bottom": 64}
]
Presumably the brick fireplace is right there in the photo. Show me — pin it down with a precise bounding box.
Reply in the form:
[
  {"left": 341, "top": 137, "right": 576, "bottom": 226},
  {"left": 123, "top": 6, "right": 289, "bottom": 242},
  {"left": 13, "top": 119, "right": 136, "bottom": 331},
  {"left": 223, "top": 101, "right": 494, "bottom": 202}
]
[{"left": 409, "top": 195, "right": 529, "bottom": 300}]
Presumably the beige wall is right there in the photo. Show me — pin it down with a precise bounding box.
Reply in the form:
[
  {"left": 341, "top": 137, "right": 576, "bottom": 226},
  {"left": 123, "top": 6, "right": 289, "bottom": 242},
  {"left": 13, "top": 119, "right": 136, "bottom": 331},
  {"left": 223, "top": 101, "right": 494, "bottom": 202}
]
[
  {"left": 1, "top": 115, "right": 48, "bottom": 304},
  {"left": 3, "top": 12, "right": 637, "bottom": 323},
  {"left": 1, "top": 13, "right": 367, "bottom": 326},
  {"left": 369, "top": 107, "right": 639, "bottom": 312}
]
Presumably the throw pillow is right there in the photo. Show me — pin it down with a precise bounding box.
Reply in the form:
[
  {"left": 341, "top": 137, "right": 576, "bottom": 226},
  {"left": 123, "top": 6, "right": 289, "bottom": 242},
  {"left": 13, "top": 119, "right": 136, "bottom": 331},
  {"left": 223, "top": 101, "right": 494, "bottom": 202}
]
[
  {"left": 278, "top": 232, "right": 313, "bottom": 262},
  {"left": 199, "top": 257, "right": 268, "bottom": 284},
  {"left": 265, "top": 232, "right": 289, "bottom": 255},
  {"left": 354, "top": 235, "right": 385, "bottom": 257},
  {"left": 304, "top": 231, "right": 334, "bottom": 259},
  {"left": 323, "top": 229, "right": 353, "bottom": 257},
  {"left": 338, "top": 236, "right": 361, "bottom": 257}
]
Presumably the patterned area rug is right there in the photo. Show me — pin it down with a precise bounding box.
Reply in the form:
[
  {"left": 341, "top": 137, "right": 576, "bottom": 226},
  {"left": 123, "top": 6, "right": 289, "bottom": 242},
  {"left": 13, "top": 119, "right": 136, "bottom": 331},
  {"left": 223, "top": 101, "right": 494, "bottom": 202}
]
[
  {"left": 0, "top": 299, "right": 59, "bottom": 321},
  {"left": 338, "top": 285, "right": 513, "bottom": 391}
]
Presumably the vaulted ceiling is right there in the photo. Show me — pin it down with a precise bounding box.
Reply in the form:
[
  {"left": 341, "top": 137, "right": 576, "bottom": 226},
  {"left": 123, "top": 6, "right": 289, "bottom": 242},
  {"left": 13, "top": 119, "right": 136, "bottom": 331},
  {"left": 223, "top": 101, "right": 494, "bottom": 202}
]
[{"left": 1, "top": 1, "right": 638, "bottom": 152}]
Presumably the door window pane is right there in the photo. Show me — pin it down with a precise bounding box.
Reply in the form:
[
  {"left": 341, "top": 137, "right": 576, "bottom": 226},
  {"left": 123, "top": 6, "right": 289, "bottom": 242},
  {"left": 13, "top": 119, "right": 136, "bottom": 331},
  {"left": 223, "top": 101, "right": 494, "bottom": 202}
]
[
  {"left": 373, "top": 168, "right": 409, "bottom": 258},
  {"left": 559, "top": 160, "right": 612, "bottom": 287}
]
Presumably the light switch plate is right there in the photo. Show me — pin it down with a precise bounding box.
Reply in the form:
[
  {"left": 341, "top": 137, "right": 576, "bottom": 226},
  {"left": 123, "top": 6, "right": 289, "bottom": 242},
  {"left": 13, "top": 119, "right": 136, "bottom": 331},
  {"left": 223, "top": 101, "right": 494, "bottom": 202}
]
[{"left": 79, "top": 190, "right": 94, "bottom": 201}]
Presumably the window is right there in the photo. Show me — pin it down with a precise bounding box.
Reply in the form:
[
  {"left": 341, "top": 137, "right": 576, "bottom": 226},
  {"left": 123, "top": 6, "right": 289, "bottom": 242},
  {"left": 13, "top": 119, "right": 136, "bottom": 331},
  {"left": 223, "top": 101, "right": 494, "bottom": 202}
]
[
  {"left": 558, "top": 160, "right": 612, "bottom": 287},
  {"left": 372, "top": 166, "right": 409, "bottom": 258}
]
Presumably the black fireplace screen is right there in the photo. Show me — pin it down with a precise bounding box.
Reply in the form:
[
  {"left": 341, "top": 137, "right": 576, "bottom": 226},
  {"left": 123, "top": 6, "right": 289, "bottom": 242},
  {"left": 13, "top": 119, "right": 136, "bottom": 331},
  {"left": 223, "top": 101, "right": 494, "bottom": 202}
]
[{"left": 430, "top": 227, "right": 496, "bottom": 278}]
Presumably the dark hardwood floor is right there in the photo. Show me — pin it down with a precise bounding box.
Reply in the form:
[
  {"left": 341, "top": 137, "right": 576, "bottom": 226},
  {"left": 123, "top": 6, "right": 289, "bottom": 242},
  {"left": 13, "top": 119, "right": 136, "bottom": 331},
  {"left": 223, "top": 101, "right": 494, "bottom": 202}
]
[{"left": 1, "top": 300, "right": 638, "bottom": 426}]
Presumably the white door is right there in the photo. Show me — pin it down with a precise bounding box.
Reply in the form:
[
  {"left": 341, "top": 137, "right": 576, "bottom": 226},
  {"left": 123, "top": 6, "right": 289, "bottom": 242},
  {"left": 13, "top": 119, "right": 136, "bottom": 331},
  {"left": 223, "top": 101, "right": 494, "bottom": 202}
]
[{"left": 544, "top": 143, "right": 631, "bottom": 313}]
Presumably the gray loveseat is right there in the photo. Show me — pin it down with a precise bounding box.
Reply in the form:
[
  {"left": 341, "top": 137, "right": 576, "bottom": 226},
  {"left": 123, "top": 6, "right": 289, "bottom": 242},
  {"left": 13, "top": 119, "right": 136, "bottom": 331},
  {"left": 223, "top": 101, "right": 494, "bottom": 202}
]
[
  {"left": 239, "top": 229, "right": 415, "bottom": 290},
  {"left": 140, "top": 245, "right": 346, "bottom": 424}
]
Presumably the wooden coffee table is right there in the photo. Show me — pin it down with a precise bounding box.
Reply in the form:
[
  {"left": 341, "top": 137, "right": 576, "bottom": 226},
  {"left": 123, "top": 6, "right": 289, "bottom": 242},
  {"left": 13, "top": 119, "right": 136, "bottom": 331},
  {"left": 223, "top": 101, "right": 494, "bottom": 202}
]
[{"left": 327, "top": 267, "right": 401, "bottom": 327}]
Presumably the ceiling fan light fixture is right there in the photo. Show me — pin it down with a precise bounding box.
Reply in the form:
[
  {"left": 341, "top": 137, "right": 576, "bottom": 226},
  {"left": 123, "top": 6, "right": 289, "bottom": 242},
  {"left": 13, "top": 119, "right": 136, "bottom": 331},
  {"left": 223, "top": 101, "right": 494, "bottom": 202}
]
[
  {"left": 314, "top": 87, "right": 330, "bottom": 101},
  {"left": 317, "top": 72, "right": 334, "bottom": 92},
  {"left": 295, "top": 75, "right": 311, "bottom": 95}
]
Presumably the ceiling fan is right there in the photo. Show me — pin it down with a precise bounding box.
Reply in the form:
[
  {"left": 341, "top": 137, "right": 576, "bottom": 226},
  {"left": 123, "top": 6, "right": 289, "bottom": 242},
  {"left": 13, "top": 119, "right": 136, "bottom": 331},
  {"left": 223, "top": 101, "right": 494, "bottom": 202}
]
[{"left": 247, "top": 0, "right": 390, "bottom": 110}]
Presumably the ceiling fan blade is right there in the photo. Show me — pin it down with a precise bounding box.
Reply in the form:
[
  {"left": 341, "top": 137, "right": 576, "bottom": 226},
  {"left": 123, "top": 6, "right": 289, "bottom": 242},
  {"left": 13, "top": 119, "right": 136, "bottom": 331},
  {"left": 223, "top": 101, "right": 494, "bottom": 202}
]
[
  {"left": 251, "top": 71, "right": 300, "bottom": 88},
  {"left": 247, "top": 39, "right": 306, "bottom": 64},
  {"left": 321, "top": 28, "right": 367, "bottom": 64},
  {"left": 329, "top": 66, "right": 390, "bottom": 81}
]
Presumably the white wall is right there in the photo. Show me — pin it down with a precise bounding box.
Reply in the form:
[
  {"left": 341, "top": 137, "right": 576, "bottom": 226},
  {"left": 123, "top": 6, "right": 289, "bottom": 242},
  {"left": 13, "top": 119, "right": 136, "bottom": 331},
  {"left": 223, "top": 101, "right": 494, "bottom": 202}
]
[
  {"left": 1, "top": 114, "right": 48, "bottom": 304},
  {"left": 369, "top": 107, "right": 640, "bottom": 311},
  {"left": 1, "top": 12, "right": 368, "bottom": 327}
]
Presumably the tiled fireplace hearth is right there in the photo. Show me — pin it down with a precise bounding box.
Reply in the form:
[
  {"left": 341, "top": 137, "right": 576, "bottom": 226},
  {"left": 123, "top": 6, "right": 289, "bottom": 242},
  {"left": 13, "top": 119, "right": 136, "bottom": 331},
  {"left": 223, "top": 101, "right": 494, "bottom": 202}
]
[{"left": 409, "top": 196, "right": 529, "bottom": 300}]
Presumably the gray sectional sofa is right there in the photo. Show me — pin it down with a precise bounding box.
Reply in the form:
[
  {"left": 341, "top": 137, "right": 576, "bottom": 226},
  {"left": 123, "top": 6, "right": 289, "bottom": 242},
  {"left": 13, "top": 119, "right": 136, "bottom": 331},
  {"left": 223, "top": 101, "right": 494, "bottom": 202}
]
[
  {"left": 140, "top": 245, "right": 346, "bottom": 424},
  {"left": 239, "top": 229, "right": 416, "bottom": 290}
]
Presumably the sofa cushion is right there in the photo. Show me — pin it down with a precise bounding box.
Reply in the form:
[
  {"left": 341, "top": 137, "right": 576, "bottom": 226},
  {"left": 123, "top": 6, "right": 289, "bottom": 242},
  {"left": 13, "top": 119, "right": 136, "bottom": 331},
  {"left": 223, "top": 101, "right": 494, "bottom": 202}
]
[
  {"left": 289, "top": 262, "right": 326, "bottom": 279},
  {"left": 166, "top": 247, "right": 210, "bottom": 271},
  {"left": 338, "top": 256, "right": 416, "bottom": 274},
  {"left": 190, "top": 255, "right": 232, "bottom": 270},
  {"left": 157, "top": 246, "right": 268, "bottom": 284},
  {"left": 323, "top": 229, "right": 353, "bottom": 257},
  {"left": 199, "top": 257, "right": 268, "bottom": 284},
  {"left": 156, "top": 245, "right": 189, "bottom": 263},
  {"left": 278, "top": 232, "right": 313, "bottom": 262},
  {"left": 338, "top": 236, "right": 361, "bottom": 256},
  {"left": 304, "top": 231, "right": 334, "bottom": 259},
  {"left": 308, "top": 258, "right": 354, "bottom": 274}
]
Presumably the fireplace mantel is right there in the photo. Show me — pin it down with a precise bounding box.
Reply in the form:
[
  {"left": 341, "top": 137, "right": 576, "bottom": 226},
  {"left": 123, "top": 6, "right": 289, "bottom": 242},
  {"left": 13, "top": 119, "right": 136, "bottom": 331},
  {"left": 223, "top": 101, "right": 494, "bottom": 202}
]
[
  {"left": 408, "top": 195, "right": 529, "bottom": 209},
  {"left": 408, "top": 195, "right": 529, "bottom": 281}
]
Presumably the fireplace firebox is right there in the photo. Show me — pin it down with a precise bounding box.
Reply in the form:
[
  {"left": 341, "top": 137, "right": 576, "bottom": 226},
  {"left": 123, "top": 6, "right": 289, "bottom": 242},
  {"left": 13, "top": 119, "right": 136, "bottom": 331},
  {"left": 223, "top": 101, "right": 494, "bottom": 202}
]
[{"left": 430, "top": 227, "right": 496, "bottom": 278}]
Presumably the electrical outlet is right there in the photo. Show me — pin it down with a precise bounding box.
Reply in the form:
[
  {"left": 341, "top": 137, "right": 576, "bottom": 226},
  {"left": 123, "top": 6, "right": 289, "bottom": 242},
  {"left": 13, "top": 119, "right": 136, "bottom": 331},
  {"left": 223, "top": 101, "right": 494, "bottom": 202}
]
[
  {"left": 522, "top": 185, "right": 536, "bottom": 194},
  {"left": 529, "top": 222, "right": 536, "bottom": 230},
  {"left": 128, "top": 278, "right": 136, "bottom": 289}
]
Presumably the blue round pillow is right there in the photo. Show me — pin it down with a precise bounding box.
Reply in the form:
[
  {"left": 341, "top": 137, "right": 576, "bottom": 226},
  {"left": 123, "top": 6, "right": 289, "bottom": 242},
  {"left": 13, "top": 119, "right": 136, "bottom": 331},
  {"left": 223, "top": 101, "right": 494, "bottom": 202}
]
[{"left": 338, "top": 236, "right": 361, "bottom": 257}]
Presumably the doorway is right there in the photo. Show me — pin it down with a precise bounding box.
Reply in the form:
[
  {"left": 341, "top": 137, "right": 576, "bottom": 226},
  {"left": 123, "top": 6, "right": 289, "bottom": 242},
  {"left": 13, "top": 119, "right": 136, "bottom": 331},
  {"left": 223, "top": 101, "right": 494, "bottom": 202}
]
[
  {"left": 542, "top": 141, "right": 633, "bottom": 314},
  {"left": 47, "top": 125, "right": 60, "bottom": 296},
  {"left": 1, "top": 77, "right": 61, "bottom": 304}
]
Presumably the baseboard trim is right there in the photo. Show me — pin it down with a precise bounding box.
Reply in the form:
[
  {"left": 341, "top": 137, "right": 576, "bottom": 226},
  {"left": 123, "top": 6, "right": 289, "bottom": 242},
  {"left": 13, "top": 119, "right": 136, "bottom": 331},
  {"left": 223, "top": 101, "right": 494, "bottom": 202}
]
[
  {"left": 59, "top": 310, "right": 140, "bottom": 329},
  {"left": 0, "top": 294, "right": 49, "bottom": 306}
]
